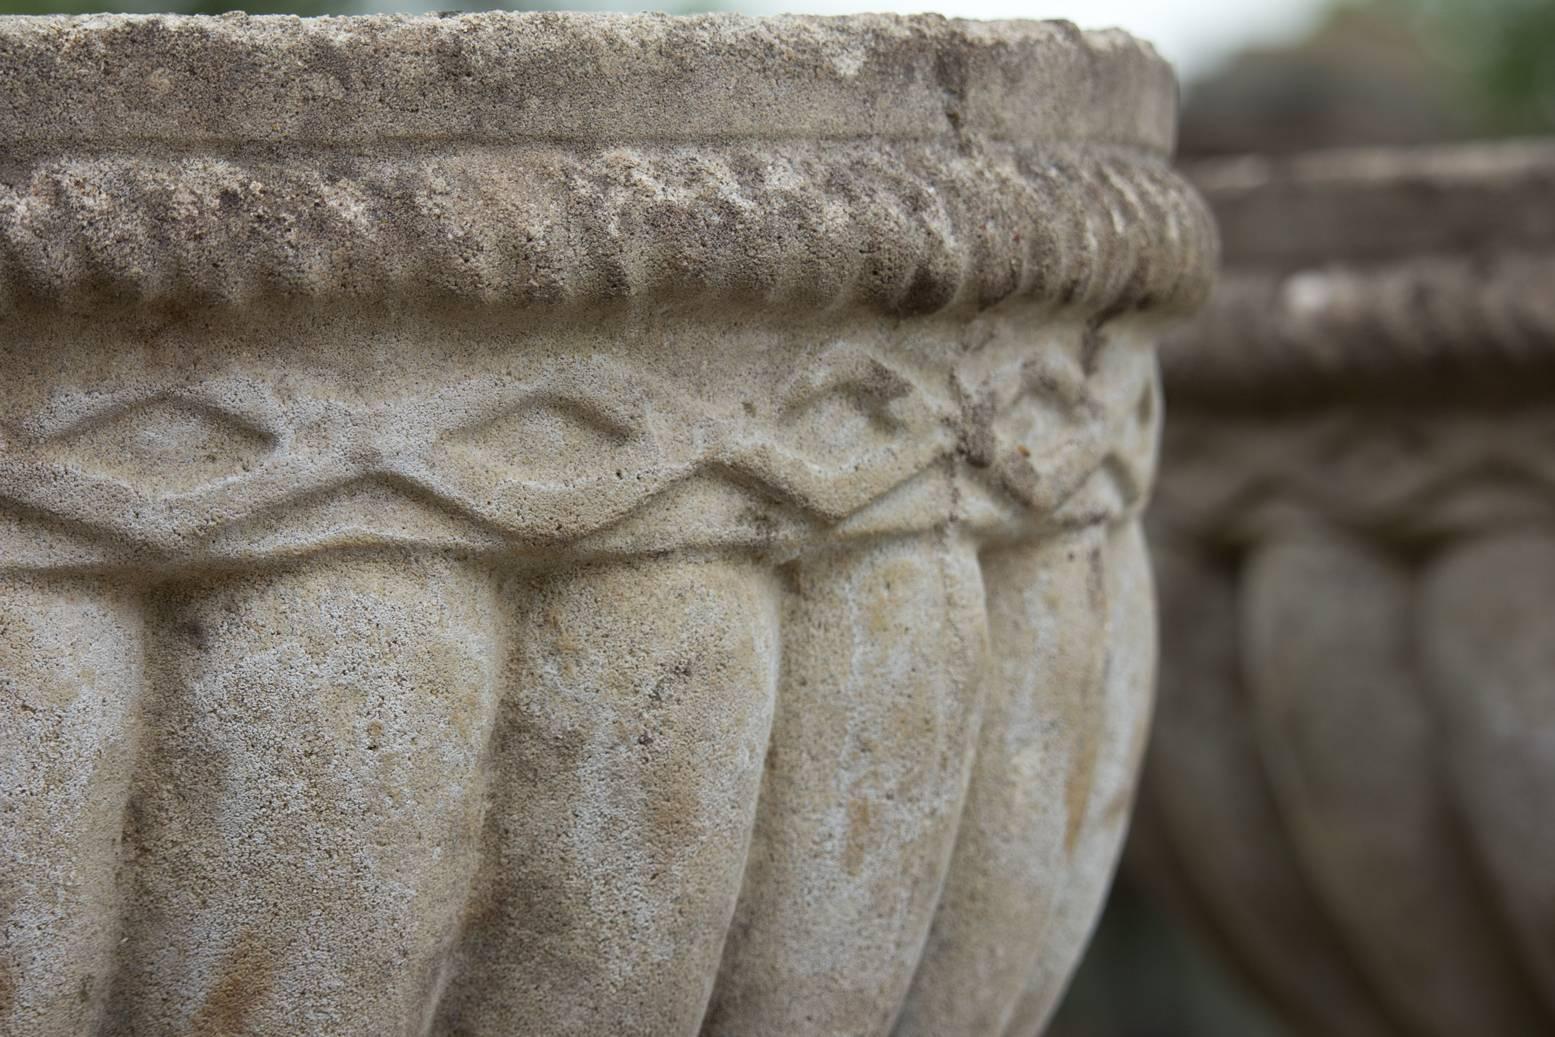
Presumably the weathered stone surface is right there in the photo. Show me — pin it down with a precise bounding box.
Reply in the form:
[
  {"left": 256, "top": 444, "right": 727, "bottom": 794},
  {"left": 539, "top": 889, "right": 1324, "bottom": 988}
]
[
  {"left": 1136, "top": 139, "right": 1555, "bottom": 1036},
  {"left": 0, "top": 13, "right": 1213, "bottom": 1035}
]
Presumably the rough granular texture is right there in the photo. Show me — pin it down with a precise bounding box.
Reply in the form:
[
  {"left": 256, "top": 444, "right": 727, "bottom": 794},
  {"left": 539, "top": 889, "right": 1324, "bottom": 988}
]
[{"left": 0, "top": 13, "right": 1209, "bottom": 1036}]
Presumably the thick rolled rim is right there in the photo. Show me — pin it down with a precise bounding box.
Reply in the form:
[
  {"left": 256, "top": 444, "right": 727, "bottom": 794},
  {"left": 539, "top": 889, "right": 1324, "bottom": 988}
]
[{"left": 0, "top": 12, "right": 1178, "bottom": 153}]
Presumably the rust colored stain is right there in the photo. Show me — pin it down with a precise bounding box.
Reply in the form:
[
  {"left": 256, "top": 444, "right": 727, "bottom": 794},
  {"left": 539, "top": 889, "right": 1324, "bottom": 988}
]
[
  {"left": 1063, "top": 547, "right": 1109, "bottom": 854},
  {"left": 1062, "top": 722, "right": 1101, "bottom": 855},
  {"left": 845, "top": 797, "right": 876, "bottom": 877},
  {"left": 1100, "top": 784, "right": 1135, "bottom": 829},
  {"left": 190, "top": 935, "right": 275, "bottom": 1037},
  {"left": 0, "top": 956, "right": 15, "bottom": 1015}
]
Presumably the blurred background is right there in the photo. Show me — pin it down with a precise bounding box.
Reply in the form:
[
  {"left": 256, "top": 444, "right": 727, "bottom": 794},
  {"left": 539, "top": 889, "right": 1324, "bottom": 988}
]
[{"left": 3, "top": 0, "right": 1546, "bottom": 1034}]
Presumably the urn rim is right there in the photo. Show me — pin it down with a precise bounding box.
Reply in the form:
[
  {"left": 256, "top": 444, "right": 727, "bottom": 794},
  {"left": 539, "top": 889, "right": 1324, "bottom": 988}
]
[{"left": 0, "top": 12, "right": 1177, "bottom": 154}]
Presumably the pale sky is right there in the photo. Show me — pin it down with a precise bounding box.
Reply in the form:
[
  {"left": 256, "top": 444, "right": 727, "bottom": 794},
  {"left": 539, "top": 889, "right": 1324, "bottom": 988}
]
[{"left": 742, "top": 0, "right": 1329, "bottom": 78}]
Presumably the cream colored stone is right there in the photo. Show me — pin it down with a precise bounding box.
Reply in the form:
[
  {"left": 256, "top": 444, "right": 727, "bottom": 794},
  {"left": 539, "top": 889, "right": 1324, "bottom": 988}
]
[
  {"left": 0, "top": 13, "right": 1212, "bottom": 1035},
  {"left": 1137, "top": 140, "right": 1555, "bottom": 1036}
]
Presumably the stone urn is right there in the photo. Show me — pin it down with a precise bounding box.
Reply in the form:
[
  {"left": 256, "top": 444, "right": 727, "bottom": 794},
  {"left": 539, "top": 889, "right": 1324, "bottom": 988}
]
[
  {"left": 0, "top": 14, "right": 1213, "bottom": 1036},
  {"left": 1134, "top": 140, "right": 1555, "bottom": 1037}
]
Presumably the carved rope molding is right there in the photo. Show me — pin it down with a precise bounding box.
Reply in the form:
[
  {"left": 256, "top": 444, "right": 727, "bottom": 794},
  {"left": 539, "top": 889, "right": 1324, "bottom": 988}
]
[
  {"left": 1159, "top": 254, "right": 1555, "bottom": 407},
  {"left": 0, "top": 143, "right": 1214, "bottom": 318}
]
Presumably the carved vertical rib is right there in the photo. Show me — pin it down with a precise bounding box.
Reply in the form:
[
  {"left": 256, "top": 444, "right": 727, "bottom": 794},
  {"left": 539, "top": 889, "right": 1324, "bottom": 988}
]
[
  {"left": 0, "top": 576, "right": 143, "bottom": 1036},
  {"left": 436, "top": 557, "right": 779, "bottom": 1037},
  {"left": 108, "top": 556, "right": 502, "bottom": 1037},
  {"left": 702, "top": 534, "right": 987, "bottom": 1037},
  {"left": 1420, "top": 533, "right": 1555, "bottom": 1025},
  {"left": 1241, "top": 535, "right": 1549, "bottom": 1037},
  {"left": 1136, "top": 541, "right": 1400, "bottom": 1037},
  {"left": 994, "top": 520, "right": 1156, "bottom": 1037},
  {"left": 893, "top": 521, "right": 1149, "bottom": 1036}
]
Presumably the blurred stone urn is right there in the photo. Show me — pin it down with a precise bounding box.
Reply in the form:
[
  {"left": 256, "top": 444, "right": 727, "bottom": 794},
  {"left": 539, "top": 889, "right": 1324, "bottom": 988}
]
[
  {"left": 1134, "top": 140, "right": 1555, "bottom": 1037},
  {"left": 0, "top": 12, "right": 1213, "bottom": 1037}
]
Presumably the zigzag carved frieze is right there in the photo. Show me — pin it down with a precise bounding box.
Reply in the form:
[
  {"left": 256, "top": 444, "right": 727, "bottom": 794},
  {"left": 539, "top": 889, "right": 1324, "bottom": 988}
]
[{"left": 0, "top": 331, "right": 1159, "bottom": 573}]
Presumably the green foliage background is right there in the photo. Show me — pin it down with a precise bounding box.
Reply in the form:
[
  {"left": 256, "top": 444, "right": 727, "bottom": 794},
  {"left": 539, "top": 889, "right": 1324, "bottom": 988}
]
[{"left": 1358, "top": 0, "right": 1555, "bottom": 133}]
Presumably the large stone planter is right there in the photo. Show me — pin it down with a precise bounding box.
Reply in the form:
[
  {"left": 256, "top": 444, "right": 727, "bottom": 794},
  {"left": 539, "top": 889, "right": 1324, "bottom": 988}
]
[
  {"left": 1135, "top": 140, "right": 1555, "bottom": 1036},
  {"left": 0, "top": 14, "right": 1213, "bottom": 1036}
]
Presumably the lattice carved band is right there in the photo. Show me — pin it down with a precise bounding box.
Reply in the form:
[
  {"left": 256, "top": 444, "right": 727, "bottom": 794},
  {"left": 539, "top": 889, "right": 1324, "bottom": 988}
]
[{"left": 0, "top": 304, "right": 1160, "bottom": 574}]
